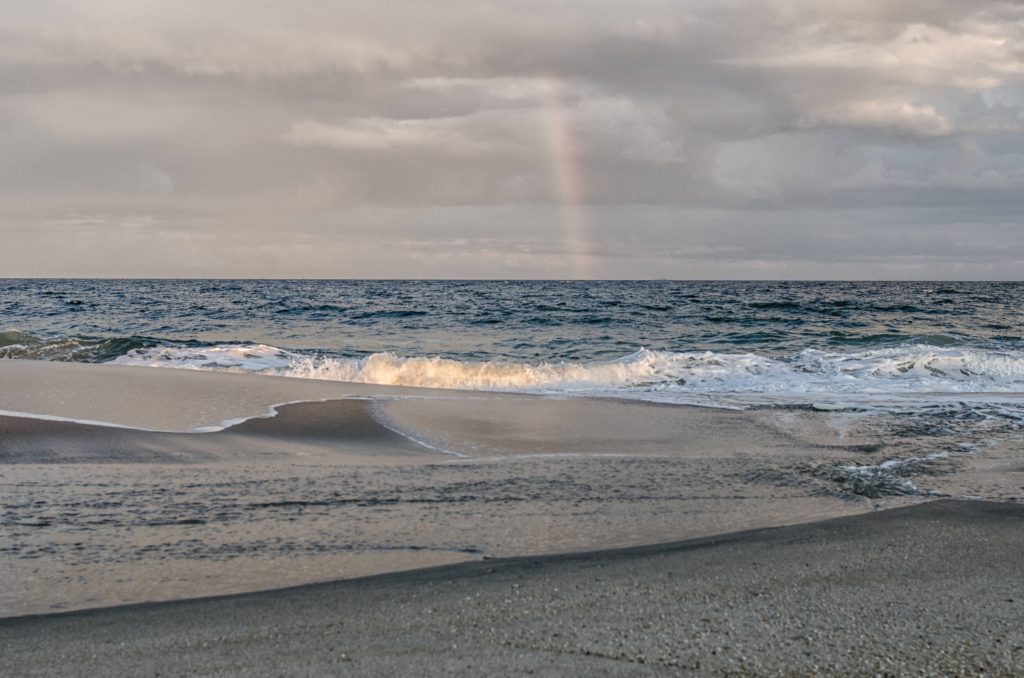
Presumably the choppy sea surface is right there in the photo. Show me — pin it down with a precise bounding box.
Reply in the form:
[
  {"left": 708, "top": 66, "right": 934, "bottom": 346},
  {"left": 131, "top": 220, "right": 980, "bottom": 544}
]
[{"left": 1, "top": 279, "right": 1022, "bottom": 412}]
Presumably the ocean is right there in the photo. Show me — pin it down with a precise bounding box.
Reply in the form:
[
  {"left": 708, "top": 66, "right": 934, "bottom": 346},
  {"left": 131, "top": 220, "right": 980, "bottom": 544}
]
[{"left": 2, "top": 279, "right": 1023, "bottom": 411}]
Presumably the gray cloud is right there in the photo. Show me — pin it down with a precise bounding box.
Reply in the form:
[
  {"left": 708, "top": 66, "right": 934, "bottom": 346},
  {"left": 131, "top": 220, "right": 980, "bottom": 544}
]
[{"left": 0, "top": 0, "right": 1021, "bottom": 277}]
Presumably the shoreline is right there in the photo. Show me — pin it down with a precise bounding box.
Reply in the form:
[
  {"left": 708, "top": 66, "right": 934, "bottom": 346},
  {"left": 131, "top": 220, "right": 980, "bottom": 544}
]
[
  {"left": 5, "top": 359, "right": 1023, "bottom": 434},
  {"left": 3, "top": 499, "right": 1022, "bottom": 675}
]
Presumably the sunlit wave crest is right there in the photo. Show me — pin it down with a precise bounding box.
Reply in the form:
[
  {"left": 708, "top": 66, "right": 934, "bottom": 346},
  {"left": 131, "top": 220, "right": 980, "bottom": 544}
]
[{"left": 111, "top": 344, "right": 1024, "bottom": 398}]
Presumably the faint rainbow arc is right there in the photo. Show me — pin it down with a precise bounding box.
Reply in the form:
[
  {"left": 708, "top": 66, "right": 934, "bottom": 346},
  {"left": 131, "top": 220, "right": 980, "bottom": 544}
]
[{"left": 538, "top": 77, "right": 592, "bottom": 279}]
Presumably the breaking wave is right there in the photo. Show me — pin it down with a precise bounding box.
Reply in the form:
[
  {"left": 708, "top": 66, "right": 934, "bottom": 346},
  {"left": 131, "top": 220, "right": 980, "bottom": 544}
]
[{"left": 109, "top": 343, "right": 1024, "bottom": 399}]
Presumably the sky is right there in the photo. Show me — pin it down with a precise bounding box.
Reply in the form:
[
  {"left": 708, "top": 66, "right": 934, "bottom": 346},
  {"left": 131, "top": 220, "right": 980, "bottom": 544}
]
[{"left": 1, "top": 1, "right": 1023, "bottom": 279}]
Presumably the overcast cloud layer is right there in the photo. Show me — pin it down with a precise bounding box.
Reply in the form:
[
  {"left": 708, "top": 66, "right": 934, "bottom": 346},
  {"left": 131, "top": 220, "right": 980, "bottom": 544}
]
[{"left": 2, "top": 1, "right": 1022, "bottom": 278}]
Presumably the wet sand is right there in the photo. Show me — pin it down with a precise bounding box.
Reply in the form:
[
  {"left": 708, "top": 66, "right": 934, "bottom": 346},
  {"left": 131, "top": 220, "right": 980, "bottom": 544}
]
[{"left": 3, "top": 500, "right": 1022, "bottom": 676}]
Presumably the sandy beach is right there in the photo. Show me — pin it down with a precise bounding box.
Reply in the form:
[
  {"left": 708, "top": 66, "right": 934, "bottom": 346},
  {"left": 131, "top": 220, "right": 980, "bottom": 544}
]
[
  {"left": 2, "top": 359, "right": 1023, "bottom": 674},
  {"left": 3, "top": 500, "right": 1022, "bottom": 676}
]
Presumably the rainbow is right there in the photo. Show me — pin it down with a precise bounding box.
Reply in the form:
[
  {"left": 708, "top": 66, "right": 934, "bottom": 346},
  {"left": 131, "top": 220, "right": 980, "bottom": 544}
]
[{"left": 538, "top": 77, "right": 592, "bottom": 279}]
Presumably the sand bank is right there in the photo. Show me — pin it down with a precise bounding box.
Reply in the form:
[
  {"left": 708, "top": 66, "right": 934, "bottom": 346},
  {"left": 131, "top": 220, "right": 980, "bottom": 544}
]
[{"left": 2, "top": 500, "right": 1022, "bottom": 676}]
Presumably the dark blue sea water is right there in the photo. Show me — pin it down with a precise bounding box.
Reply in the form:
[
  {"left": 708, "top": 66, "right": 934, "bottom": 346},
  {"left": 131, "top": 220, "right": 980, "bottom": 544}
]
[{"left": 2, "top": 279, "right": 1023, "bottom": 404}]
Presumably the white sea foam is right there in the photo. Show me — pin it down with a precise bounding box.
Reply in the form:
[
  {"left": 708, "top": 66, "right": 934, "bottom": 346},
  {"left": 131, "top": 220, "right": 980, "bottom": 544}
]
[
  {"left": 832, "top": 451, "right": 953, "bottom": 497},
  {"left": 0, "top": 409, "right": 143, "bottom": 431},
  {"left": 839, "top": 451, "right": 950, "bottom": 475},
  {"left": 112, "top": 344, "right": 1024, "bottom": 402},
  {"left": 111, "top": 344, "right": 295, "bottom": 372}
]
